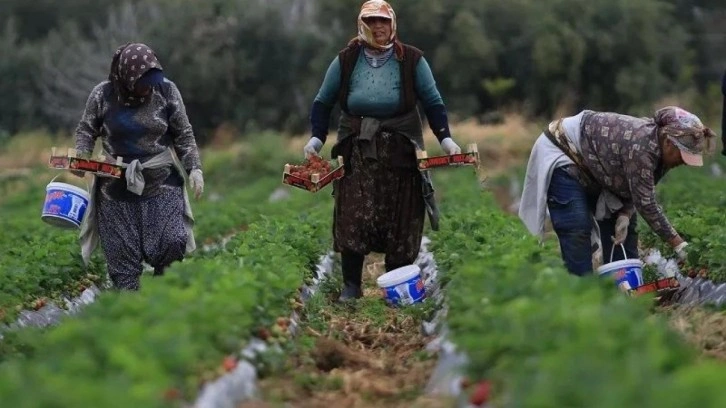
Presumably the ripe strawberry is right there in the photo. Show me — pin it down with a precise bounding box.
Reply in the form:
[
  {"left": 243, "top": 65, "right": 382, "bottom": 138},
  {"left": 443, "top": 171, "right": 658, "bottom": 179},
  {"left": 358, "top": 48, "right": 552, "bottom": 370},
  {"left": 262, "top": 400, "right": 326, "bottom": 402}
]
[
  {"left": 257, "top": 327, "right": 271, "bottom": 340},
  {"left": 222, "top": 356, "right": 237, "bottom": 372},
  {"left": 163, "top": 388, "right": 181, "bottom": 401},
  {"left": 33, "top": 298, "right": 46, "bottom": 311},
  {"left": 469, "top": 380, "right": 491, "bottom": 406}
]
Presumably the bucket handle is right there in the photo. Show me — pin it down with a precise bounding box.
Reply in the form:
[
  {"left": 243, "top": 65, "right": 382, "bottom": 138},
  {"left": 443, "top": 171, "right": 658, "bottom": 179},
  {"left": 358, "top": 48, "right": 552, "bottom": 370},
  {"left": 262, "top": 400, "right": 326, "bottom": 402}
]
[
  {"left": 49, "top": 173, "right": 92, "bottom": 192},
  {"left": 608, "top": 243, "right": 629, "bottom": 264}
]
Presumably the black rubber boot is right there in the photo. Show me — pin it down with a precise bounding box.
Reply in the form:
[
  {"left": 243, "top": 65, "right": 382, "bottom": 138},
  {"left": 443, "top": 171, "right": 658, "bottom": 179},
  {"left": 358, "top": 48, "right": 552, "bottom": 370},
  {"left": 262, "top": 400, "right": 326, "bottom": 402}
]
[{"left": 338, "top": 252, "right": 365, "bottom": 302}]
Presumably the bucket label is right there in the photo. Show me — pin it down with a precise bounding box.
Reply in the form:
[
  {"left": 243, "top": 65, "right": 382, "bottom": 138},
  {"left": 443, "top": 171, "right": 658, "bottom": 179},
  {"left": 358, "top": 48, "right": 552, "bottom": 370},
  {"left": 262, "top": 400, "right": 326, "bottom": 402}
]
[
  {"left": 382, "top": 275, "right": 426, "bottom": 306},
  {"left": 68, "top": 195, "right": 86, "bottom": 219},
  {"left": 42, "top": 188, "right": 89, "bottom": 228},
  {"left": 612, "top": 266, "right": 643, "bottom": 291}
]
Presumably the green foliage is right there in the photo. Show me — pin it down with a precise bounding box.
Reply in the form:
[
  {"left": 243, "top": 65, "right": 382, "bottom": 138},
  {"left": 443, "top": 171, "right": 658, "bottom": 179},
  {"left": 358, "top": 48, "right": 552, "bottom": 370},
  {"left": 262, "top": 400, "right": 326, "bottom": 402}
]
[
  {"left": 0, "top": 136, "right": 322, "bottom": 324},
  {"left": 639, "top": 156, "right": 726, "bottom": 282},
  {"left": 0, "top": 0, "right": 723, "bottom": 138},
  {"left": 0, "top": 172, "right": 332, "bottom": 406},
  {"left": 429, "top": 170, "right": 726, "bottom": 407}
]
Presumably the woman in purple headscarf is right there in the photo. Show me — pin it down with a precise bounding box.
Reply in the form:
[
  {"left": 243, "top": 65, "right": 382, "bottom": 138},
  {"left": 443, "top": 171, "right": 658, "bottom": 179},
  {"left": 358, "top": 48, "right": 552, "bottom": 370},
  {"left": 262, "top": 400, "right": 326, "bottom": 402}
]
[
  {"left": 519, "top": 106, "right": 716, "bottom": 277},
  {"left": 73, "top": 43, "right": 204, "bottom": 290}
]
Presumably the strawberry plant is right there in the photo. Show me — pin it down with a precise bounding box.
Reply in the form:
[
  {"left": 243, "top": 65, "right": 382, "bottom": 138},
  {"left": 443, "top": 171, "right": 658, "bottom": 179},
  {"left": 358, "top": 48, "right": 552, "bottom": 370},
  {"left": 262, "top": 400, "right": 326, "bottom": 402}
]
[
  {"left": 0, "top": 189, "right": 333, "bottom": 406},
  {"left": 429, "top": 169, "right": 726, "bottom": 407},
  {"left": 639, "top": 157, "right": 726, "bottom": 282}
]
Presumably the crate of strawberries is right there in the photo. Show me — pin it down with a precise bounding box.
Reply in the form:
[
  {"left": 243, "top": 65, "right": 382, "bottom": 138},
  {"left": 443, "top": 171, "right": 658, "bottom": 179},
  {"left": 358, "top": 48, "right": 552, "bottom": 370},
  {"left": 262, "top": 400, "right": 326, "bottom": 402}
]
[
  {"left": 282, "top": 155, "right": 345, "bottom": 193},
  {"left": 416, "top": 143, "right": 480, "bottom": 171}
]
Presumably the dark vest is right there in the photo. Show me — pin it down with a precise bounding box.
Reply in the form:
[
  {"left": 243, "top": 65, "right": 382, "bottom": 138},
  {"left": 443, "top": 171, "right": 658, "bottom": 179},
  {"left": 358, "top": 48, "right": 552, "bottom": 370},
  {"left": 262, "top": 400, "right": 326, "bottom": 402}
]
[{"left": 336, "top": 41, "right": 423, "bottom": 117}]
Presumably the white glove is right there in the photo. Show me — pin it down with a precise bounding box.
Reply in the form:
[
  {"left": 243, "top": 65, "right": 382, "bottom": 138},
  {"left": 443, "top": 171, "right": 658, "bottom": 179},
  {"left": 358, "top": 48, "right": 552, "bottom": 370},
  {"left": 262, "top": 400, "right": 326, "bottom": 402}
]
[
  {"left": 304, "top": 137, "right": 324, "bottom": 159},
  {"left": 189, "top": 169, "right": 204, "bottom": 200},
  {"left": 674, "top": 241, "right": 689, "bottom": 261},
  {"left": 441, "top": 137, "right": 461, "bottom": 155},
  {"left": 612, "top": 214, "right": 630, "bottom": 245}
]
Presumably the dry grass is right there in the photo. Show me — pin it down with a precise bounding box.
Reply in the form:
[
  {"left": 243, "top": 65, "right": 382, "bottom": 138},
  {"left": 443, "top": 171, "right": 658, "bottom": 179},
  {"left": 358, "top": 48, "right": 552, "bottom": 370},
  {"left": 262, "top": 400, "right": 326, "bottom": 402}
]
[
  {"left": 0, "top": 113, "right": 540, "bottom": 172},
  {"left": 0, "top": 131, "right": 74, "bottom": 171},
  {"left": 286, "top": 113, "right": 541, "bottom": 181},
  {"left": 664, "top": 305, "right": 726, "bottom": 361},
  {"left": 247, "top": 255, "right": 454, "bottom": 408}
]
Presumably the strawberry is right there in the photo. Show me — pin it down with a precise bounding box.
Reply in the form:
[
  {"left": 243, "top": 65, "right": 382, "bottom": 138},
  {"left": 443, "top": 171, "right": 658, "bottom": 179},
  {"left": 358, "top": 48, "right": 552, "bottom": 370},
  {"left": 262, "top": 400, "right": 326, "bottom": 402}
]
[
  {"left": 222, "top": 355, "right": 237, "bottom": 372},
  {"left": 33, "top": 298, "right": 46, "bottom": 311},
  {"left": 257, "top": 327, "right": 271, "bottom": 340},
  {"left": 163, "top": 388, "right": 181, "bottom": 401},
  {"left": 469, "top": 380, "right": 491, "bottom": 406}
]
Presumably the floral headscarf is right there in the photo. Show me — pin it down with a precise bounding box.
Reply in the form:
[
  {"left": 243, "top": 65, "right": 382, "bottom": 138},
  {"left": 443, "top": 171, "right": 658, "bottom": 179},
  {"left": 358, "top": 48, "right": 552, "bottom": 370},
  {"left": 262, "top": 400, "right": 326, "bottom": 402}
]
[
  {"left": 109, "top": 43, "right": 163, "bottom": 107},
  {"left": 654, "top": 106, "right": 716, "bottom": 166},
  {"left": 356, "top": 0, "right": 397, "bottom": 51}
]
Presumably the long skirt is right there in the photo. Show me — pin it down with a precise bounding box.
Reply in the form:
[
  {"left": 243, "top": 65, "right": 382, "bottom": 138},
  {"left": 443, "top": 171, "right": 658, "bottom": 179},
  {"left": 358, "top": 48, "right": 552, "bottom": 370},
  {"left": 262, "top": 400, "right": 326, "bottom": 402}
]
[
  {"left": 96, "top": 186, "right": 188, "bottom": 290},
  {"left": 332, "top": 131, "right": 425, "bottom": 267}
]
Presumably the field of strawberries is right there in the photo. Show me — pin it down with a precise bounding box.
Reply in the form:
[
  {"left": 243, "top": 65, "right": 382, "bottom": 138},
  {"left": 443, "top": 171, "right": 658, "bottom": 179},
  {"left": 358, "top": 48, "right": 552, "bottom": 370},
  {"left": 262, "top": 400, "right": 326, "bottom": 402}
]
[{"left": 0, "top": 143, "right": 725, "bottom": 407}]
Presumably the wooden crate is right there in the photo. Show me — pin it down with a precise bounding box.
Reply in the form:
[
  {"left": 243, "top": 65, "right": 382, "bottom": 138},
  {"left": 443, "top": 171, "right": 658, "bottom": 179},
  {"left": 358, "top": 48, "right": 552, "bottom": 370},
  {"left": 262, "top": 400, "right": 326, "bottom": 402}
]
[
  {"left": 281, "top": 156, "right": 345, "bottom": 193},
  {"left": 416, "top": 143, "right": 480, "bottom": 171},
  {"left": 49, "top": 147, "right": 123, "bottom": 178}
]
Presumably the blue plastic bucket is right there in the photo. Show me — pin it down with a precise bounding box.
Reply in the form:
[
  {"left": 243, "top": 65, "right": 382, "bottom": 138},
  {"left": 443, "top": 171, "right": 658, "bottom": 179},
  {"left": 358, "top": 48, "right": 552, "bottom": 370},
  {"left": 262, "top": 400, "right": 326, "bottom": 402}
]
[
  {"left": 376, "top": 264, "right": 426, "bottom": 306},
  {"left": 597, "top": 244, "right": 644, "bottom": 292},
  {"left": 41, "top": 181, "right": 90, "bottom": 229}
]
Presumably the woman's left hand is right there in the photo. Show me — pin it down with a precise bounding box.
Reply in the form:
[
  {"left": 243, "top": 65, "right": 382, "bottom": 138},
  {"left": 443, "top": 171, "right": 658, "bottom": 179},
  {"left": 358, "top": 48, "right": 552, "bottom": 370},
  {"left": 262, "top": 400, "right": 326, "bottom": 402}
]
[{"left": 189, "top": 169, "right": 204, "bottom": 200}]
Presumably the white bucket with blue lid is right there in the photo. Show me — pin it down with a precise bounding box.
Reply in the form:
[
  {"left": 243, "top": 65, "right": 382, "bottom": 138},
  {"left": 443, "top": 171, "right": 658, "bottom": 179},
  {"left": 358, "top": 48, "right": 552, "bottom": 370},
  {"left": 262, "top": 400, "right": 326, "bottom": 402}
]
[
  {"left": 376, "top": 264, "right": 426, "bottom": 306},
  {"left": 597, "top": 244, "right": 644, "bottom": 292},
  {"left": 41, "top": 178, "right": 90, "bottom": 229}
]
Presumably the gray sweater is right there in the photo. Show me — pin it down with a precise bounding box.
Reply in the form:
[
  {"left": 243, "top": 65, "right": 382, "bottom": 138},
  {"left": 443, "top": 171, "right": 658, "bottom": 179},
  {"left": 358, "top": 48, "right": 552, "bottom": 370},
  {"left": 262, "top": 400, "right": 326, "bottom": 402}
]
[{"left": 74, "top": 79, "right": 202, "bottom": 201}]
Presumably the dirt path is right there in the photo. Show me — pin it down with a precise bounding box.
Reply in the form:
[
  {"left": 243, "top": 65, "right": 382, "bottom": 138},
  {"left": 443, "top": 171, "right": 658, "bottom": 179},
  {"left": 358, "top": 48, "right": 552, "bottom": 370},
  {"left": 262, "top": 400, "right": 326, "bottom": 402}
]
[
  {"left": 240, "top": 254, "right": 453, "bottom": 408},
  {"left": 661, "top": 305, "right": 726, "bottom": 361}
]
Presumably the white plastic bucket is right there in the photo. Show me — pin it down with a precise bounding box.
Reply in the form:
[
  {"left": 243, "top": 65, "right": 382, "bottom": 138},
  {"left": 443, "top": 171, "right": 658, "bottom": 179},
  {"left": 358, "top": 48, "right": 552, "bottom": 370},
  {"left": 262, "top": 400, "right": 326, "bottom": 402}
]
[
  {"left": 41, "top": 181, "right": 90, "bottom": 229},
  {"left": 597, "top": 244, "right": 644, "bottom": 292},
  {"left": 376, "top": 264, "right": 426, "bottom": 306}
]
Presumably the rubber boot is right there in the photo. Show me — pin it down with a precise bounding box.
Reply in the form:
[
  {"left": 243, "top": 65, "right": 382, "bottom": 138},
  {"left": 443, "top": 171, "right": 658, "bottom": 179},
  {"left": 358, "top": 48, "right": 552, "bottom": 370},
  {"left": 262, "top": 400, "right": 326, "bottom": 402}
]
[{"left": 338, "top": 252, "right": 364, "bottom": 302}]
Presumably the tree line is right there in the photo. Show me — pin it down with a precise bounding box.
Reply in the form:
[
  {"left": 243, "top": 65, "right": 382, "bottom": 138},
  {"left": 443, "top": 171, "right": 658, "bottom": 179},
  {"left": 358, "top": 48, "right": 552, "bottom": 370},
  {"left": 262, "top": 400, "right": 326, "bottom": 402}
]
[{"left": 1, "top": 0, "right": 724, "bottom": 144}]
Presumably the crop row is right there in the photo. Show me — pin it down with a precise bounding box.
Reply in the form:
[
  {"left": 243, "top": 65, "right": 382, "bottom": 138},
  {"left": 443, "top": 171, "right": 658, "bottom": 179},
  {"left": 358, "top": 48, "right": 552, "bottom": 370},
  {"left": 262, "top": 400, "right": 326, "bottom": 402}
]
[
  {"left": 0, "top": 139, "right": 305, "bottom": 324},
  {"left": 0, "top": 183, "right": 332, "bottom": 406},
  {"left": 430, "top": 170, "right": 726, "bottom": 407}
]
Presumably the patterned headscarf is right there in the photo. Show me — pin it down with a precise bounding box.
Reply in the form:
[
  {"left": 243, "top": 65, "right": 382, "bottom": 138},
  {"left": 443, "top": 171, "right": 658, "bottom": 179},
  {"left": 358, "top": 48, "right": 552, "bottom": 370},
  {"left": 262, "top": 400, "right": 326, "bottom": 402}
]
[
  {"left": 356, "top": 0, "right": 397, "bottom": 51},
  {"left": 654, "top": 106, "right": 716, "bottom": 166},
  {"left": 109, "top": 43, "right": 164, "bottom": 107}
]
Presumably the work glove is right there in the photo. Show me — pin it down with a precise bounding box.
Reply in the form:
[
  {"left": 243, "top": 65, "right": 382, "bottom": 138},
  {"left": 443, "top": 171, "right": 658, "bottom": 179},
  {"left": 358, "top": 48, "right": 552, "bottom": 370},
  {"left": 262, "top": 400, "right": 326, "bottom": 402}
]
[
  {"left": 612, "top": 214, "right": 630, "bottom": 245},
  {"left": 441, "top": 137, "right": 462, "bottom": 155},
  {"left": 189, "top": 168, "right": 204, "bottom": 200},
  {"left": 303, "top": 137, "right": 324, "bottom": 159},
  {"left": 674, "top": 241, "right": 689, "bottom": 261}
]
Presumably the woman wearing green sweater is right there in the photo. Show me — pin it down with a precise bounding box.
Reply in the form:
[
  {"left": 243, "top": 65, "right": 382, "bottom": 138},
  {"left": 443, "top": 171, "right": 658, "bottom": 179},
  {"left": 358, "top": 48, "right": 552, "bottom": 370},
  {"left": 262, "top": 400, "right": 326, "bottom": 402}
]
[{"left": 304, "top": 0, "right": 461, "bottom": 301}]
